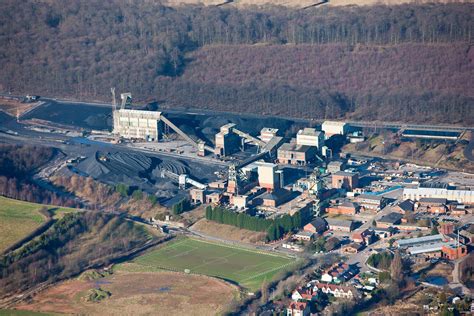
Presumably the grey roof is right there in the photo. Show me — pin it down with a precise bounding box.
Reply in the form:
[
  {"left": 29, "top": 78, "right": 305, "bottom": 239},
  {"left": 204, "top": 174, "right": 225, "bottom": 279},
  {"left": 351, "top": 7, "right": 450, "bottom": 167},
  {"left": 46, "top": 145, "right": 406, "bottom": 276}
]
[
  {"left": 295, "top": 231, "right": 314, "bottom": 237},
  {"left": 397, "top": 234, "right": 444, "bottom": 247},
  {"left": 397, "top": 199, "right": 415, "bottom": 212},
  {"left": 407, "top": 241, "right": 452, "bottom": 255},
  {"left": 326, "top": 218, "right": 353, "bottom": 228},
  {"left": 278, "top": 142, "right": 313, "bottom": 153},
  {"left": 419, "top": 197, "right": 447, "bottom": 204},
  {"left": 378, "top": 212, "right": 403, "bottom": 224},
  {"left": 261, "top": 189, "right": 289, "bottom": 201},
  {"left": 263, "top": 136, "right": 283, "bottom": 151},
  {"left": 420, "top": 182, "right": 448, "bottom": 189},
  {"left": 298, "top": 128, "right": 321, "bottom": 136},
  {"left": 357, "top": 194, "right": 384, "bottom": 201},
  {"left": 309, "top": 217, "right": 327, "bottom": 229},
  {"left": 373, "top": 227, "right": 396, "bottom": 233},
  {"left": 334, "top": 171, "right": 357, "bottom": 177}
]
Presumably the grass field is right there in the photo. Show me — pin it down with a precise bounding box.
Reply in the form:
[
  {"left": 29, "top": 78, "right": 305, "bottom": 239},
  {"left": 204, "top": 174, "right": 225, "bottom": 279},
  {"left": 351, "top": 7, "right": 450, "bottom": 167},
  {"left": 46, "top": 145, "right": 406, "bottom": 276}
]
[
  {"left": 0, "top": 196, "right": 79, "bottom": 252},
  {"left": 118, "top": 238, "right": 295, "bottom": 291}
]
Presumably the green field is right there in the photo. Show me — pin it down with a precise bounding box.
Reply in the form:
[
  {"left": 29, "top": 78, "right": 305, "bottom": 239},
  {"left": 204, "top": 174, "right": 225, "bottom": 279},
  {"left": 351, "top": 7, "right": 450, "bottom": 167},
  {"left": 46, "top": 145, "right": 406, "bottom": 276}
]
[
  {"left": 118, "top": 238, "right": 296, "bottom": 291},
  {"left": 0, "top": 196, "right": 79, "bottom": 252}
]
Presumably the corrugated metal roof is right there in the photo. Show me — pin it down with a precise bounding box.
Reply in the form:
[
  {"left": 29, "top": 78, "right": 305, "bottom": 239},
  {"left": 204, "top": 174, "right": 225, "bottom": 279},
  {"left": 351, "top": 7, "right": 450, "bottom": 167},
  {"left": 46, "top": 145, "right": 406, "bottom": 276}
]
[
  {"left": 397, "top": 234, "right": 444, "bottom": 247},
  {"left": 408, "top": 241, "right": 453, "bottom": 255}
]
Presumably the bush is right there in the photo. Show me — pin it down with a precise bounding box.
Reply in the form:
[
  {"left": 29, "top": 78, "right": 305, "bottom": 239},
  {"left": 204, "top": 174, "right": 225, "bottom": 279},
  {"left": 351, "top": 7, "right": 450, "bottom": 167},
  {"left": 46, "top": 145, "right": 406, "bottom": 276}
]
[
  {"left": 115, "top": 183, "right": 129, "bottom": 197},
  {"left": 172, "top": 198, "right": 191, "bottom": 215},
  {"left": 131, "top": 189, "right": 143, "bottom": 200}
]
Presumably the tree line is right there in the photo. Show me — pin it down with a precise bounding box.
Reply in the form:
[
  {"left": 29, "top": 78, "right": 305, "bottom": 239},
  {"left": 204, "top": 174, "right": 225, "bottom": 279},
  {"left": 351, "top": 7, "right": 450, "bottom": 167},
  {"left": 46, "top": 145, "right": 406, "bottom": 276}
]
[
  {"left": 0, "top": 212, "right": 150, "bottom": 295},
  {"left": 0, "top": 145, "right": 78, "bottom": 207},
  {"left": 205, "top": 205, "right": 307, "bottom": 241},
  {"left": 172, "top": 198, "right": 191, "bottom": 215}
]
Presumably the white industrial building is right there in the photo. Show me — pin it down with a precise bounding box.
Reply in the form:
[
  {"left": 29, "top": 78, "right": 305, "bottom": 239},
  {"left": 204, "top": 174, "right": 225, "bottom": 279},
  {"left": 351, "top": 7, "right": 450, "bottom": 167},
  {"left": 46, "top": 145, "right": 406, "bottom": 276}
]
[
  {"left": 257, "top": 162, "right": 279, "bottom": 190},
  {"left": 113, "top": 109, "right": 162, "bottom": 141},
  {"left": 296, "top": 128, "right": 325, "bottom": 150},
  {"left": 260, "top": 128, "right": 279, "bottom": 143},
  {"left": 403, "top": 183, "right": 474, "bottom": 205},
  {"left": 321, "top": 121, "right": 348, "bottom": 138}
]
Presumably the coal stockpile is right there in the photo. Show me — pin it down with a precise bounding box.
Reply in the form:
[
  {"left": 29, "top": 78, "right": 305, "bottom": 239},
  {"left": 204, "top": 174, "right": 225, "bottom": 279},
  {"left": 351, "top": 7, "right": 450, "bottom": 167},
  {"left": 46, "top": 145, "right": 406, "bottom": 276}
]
[
  {"left": 75, "top": 151, "right": 158, "bottom": 187},
  {"left": 22, "top": 101, "right": 112, "bottom": 130},
  {"left": 73, "top": 149, "right": 219, "bottom": 197},
  {"left": 25, "top": 100, "right": 305, "bottom": 141},
  {"left": 155, "top": 161, "right": 189, "bottom": 176},
  {"left": 101, "top": 152, "right": 154, "bottom": 177}
]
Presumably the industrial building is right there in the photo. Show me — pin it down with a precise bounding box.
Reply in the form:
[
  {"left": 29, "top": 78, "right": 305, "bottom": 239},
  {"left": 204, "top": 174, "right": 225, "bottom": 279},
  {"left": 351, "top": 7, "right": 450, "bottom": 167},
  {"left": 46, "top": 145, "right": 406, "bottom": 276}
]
[
  {"left": 113, "top": 109, "right": 162, "bottom": 141},
  {"left": 396, "top": 234, "right": 445, "bottom": 249},
  {"left": 326, "top": 218, "right": 355, "bottom": 232},
  {"left": 403, "top": 182, "right": 474, "bottom": 205},
  {"left": 332, "top": 171, "right": 359, "bottom": 191},
  {"left": 277, "top": 142, "right": 317, "bottom": 165},
  {"left": 214, "top": 123, "right": 241, "bottom": 157},
  {"left": 112, "top": 92, "right": 214, "bottom": 156},
  {"left": 277, "top": 128, "right": 324, "bottom": 165},
  {"left": 321, "top": 121, "right": 349, "bottom": 138},
  {"left": 354, "top": 194, "right": 389, "bottom": 212},
  {"left": 257, "top": 162, "right": 280, "bottom": 190},
  {"left": 260, "top": 128, "right": 279, "bottom": 143},
  {"left": 376, "top": 212, "right": 403, "bottom": 228},
  {"left": 296, "top": 128, "right": 325, "bottom": 150},
  {"left": 327, "top": 161, "right": 344, "bottom": 174}
]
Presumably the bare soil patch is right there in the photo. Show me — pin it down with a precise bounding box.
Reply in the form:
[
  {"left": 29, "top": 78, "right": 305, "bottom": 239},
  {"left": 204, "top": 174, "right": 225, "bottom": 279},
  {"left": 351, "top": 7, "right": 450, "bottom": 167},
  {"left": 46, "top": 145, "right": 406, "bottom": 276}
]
[
  {"left": 191, "top": 219, "right": 267, "bottom": 243},
  {"left": 15, "top": 271, "right": 238, "bottom": 316},
  {"left": 0, "top": 98, "right": 39, "bottom": 117}
]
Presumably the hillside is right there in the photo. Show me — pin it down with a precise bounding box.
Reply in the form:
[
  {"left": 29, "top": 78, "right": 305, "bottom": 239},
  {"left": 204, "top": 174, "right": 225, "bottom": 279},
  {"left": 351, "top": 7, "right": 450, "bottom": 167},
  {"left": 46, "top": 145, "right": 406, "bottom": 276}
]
[
  {"left": 165, "top": 0, "right": 470, "bottom": 7},
  {"left": 0, "top": 212, "right": 152, "bottom": 296},
  {"left": 0, "top": 1, "right": 472, "bottom": 125},
  {"left": 159, "top": 43, "right": 473, "bottom": 125}
]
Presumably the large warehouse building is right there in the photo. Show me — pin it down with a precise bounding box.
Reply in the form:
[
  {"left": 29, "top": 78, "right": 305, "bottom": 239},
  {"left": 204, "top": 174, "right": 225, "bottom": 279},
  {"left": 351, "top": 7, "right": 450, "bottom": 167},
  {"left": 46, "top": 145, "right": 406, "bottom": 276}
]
[{"left": 403, "top": 182, "right": 474, "bottom": 205}]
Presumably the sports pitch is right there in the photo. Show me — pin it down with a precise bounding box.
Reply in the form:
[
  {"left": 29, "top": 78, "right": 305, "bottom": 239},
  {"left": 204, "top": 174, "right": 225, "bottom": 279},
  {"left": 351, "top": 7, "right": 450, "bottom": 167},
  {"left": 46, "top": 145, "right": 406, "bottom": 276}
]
[{"left": 119, "top": 238, "right": 295, "bottom": 291}]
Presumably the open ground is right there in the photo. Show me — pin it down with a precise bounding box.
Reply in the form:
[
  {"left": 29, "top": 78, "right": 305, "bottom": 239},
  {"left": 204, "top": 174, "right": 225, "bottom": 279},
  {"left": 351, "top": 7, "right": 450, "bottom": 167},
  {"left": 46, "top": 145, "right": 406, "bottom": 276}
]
[
  {"left": 14, "top": 270, "right": 237, "bottom": 316},
  {"left": 0, "top": 197, "right": 78, "bottom": 252},
  {"left": 191, "top": 219, "right": 267, "bottom": 243},
  {"left": 118, "top": 238, "right": 295, "bottom": 291}
]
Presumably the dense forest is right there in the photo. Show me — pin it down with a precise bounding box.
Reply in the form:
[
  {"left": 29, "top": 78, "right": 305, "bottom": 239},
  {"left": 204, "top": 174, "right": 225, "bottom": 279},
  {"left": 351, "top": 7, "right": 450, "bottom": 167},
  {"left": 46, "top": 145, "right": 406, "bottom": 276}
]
[
  {"left": 0, "top": 0, "right": 472, "bottom": 124},
  {"left": 0, "top": 212, "right": 151, "bottom": 295}
]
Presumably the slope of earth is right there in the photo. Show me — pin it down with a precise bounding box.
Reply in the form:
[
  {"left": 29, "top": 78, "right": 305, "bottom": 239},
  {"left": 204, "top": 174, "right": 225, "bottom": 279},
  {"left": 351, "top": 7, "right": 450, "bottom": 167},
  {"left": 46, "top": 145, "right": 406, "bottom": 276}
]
[
  {"left": 343, "top": 133, "right": 474, "bottom": 172},
  {"left": 191, "top": 219, "right": 267, "bottom": 243},
  {"left": 14, "top": 271, "right": 238, "bottom": 316},
  {"left": 0, "top": 197, "right": 47, "bottom": 252},
  {"left": 159, "top": 43, "right": 473, "bottom": 125},
  {"left": 0, "top": 197, "right": 77, "bottom": 253}
]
